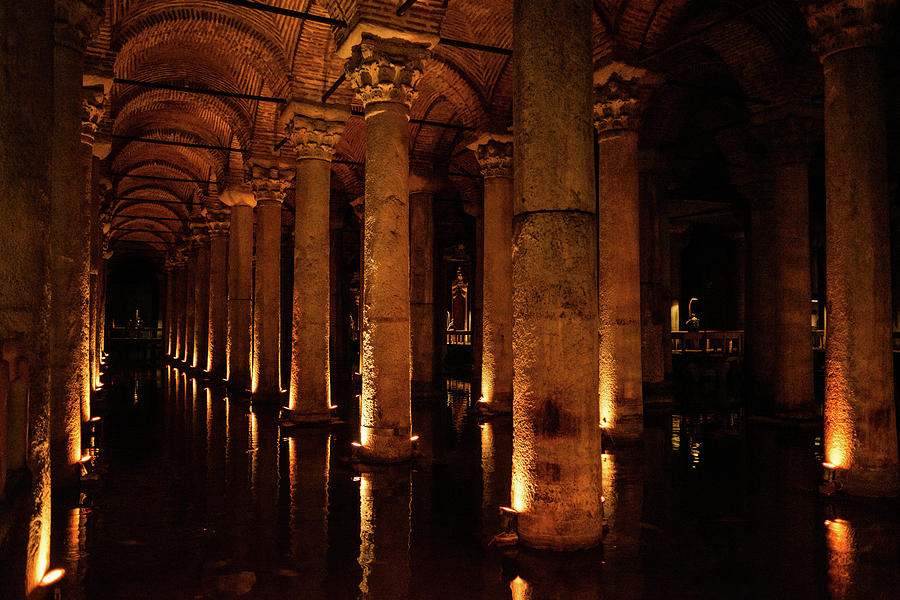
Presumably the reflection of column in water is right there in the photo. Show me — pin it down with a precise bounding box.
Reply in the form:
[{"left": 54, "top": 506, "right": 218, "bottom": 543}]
[
  {"left": 225, "top": 399, "right": 251, "bottom": 565},
  {"left": 480, "top": 420, "right": 512, "bottom": 539},
  {"left": 251, "top": 408, "right": 279, "bottom": 567},
  {"left": 825, "top": 518, "right": 854, "bottom": 599},
  {"left": 287, "top": 432, "right": 331, "bottom": 599},
  {"left": 359, "top": 469, "right": 411, "bottom": 599},
  {"left": 599, "top": 450, "right": 644, "bottom": 600},
  {"left": 511, "top": 550, "right": 602, "bottom": 599},
  {"left": 206, "top": 387, "right": 227, "bottom": 530},
  {"left": 61, "top": 507, "right": 87, "bottom": 600}
]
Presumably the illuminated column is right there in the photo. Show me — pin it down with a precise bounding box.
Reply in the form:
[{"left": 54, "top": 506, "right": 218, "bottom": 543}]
[
  {"left": 164, "top": 262, "right": 175, "bottom": 356},
  {"left": 49, "top": 0, "right": 104, "bottom": 489},
  {"left": 192, "top": 224, "right": 210, "bottom": 371},
  {"left": 473, "top": 135, "right": 514, "bottom": 414},
  {"left": 280, "top": 101, "right": 348, "bottom": 422},
  {"left": 754, "top": 111, "right": 817, "bottom": 418},
  {"left": 207, "top": 210, "right": 229, "bottom": 376},
  {"left": 170, "top": 253, "right": 187, "bottom": 361},
  {"left": 806, "top": 1, "right": 899, "bottom": 495},
  {"left": 593, "top": 63, "right": 658, "bottom": 439},
  {"left": 221, "top": 185, "right": 256, "bottom": 389},
  {"left": 288, "top": 431, "right": 331, "bottom": 592},
  {"left": 358, "top": 469, "right": 412, "bottom": 598},
  {"left": 181, "top": 244, "right": 197, "bottom": 364},
  {"left": 512, "top": 0, "right": 602, "bottom": 549},
  {"left": 247, "top": 163, "right": 292, "bottom": 396},
  {"left": 88, "top": 138, "right": 110, "bottom": 392},
  {"left": 346, "top": 34, "right": 429, "bottom": 461},
  {"left": 409, "top": 168, "right": 438, "bottom": 397}
]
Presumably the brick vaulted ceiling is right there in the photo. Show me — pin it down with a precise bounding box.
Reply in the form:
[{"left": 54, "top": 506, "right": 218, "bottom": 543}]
[{"left": 86, "top": 0, "right": 826, "bottom": 254}]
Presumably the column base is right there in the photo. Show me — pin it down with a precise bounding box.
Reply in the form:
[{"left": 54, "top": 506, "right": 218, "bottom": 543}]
[
  {"left": 355, "top": 426, "right": 416, "bottom": 463},
  {"left": 411, "top": 380, "right": 440, "bottom": 400},
  {"left": 474, "top": 396, "right": 512, "bottom": 417},
  {"left": 280, "top": 407, "right": 333, "bottom": 427},
  {"left": 251, "top": 386, "right": 284, "bottom": 404},
  {"left": 602, "top": 414, "right": 643, "bottom": 444},
  {"left": 517, "top": 514, "right": 603, "bottom": 551}
]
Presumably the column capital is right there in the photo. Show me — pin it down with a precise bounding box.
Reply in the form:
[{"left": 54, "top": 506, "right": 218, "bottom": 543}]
[
  {"left": 245, "top": 160, "right": 294, "bottom": 204},
  {"left": 220, "top": 184, "right": 257, "bottom": 209},
  {"left": 803, "top": 0, "right": 894, "bottom": 60},
  {"left": 206, "top": 207, "right": 231, "bottom": 237},
  {"left": 189, "top": 219, "right": 210, "bottom": 246},
  {"left": 593, "top": 62, "right": 662, "bottom": 134},
  {"left": 469, "top": 133, "right": 513, "bottom": 179},
  {"left": 81, "top": 84, "right": 106, "bottom": 147},
  {"left": 55, "top": 0, "right": 104, "bottom": 52},
  {"left": 279, "top": 100, "right": 350, "bottom": 161},
  {"left": 345, "top": 33, "right": 429, "bottom": 109}
]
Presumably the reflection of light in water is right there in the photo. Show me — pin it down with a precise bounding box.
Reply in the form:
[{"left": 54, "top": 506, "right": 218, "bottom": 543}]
[
  {"left": 249, "top": 409, "right": 258, "bottom": 490},
  {"left": 358, "top": 473, "right": 374, "bottom": 596},
  {"left": 813, "top": 436, "right": 824, "bottom": 463},
  {"left": 510, "top": 575, "right": 529, "bottom": 598},
  {"left": 601, "top": 453, "right": 615, "bottom": 525},
  {"left": 446, "top": 377, "right": 471, "bottom": 406},
  {"left": 481, "top": 422, "right": 495, "bottom": 513},
  {"left": 690, "top": 441, "right": 702, "bottom": 469},
  {"left": 671, "top": 414, "right": 682, "bottom": 451},
  {"left": 825, "top": 518, "right": 855, "bottom": 598}
]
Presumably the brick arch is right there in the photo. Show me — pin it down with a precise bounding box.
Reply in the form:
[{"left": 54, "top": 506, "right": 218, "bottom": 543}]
[{"left": 111, "top": 129, "right": 232, "bottom": 183}]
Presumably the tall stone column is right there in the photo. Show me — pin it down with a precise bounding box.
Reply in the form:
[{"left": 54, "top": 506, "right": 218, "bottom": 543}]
[
  {"left": 192, "top": 225, "right": 211, "bottom": 371},
  {"left": 49, "top": 0, "right": 103, "bottom": 488},
  {"left": 638, "top": 153, "right": 669, "bottom": 386},
  {"left": 181, "top": 245, "right": 197, "bottom": 365},
  {"left": 164, "top": 262, "right": 176, "bottom": 357},
  {"left": 753, "top": 112, "right": 817, "bottom": 418},
  {"left": 511, "top": 0, "right": 601, "bottom": 549},
  {"left": 472, "top": 135, "right": 514, "bottom": 414},
  {"left": 593, "top": 63, "right": 658, "bottom": 440},
  {"left": 0, "top": 1, "right": 55, "bottom": 590},
  {"left": 247, "top": 162, "right": 292, "bottom": 397},
  {"left": 280, "top": 101, "right": 348, "bottom": 423},
  {"left": 221, "top": 186, "right": 256, "bottom": 389},
  {"left": 346, "top": 34, "right": 429, "bottom": 461},
  {"left": 408, "top": 172, "right": 438, "bottom": 398},
  {"left": 207, "top": 210, "right": 229, "bottom": 376},
  {"left": 87, "top": 137, "right": 109, "bottom": 392},
  {"left": 806, "top": 0, "right": 899, "bottom": 496},
  {"left": 171, "top": 255, "right": 187, "bottom": 361}
]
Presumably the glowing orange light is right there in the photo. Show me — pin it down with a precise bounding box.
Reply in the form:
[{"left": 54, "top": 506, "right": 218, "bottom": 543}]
[
  {"left": 351, "top": 442, "right": 362, "bottom": 448},
  {"left": 328, "top": 404, "right": 338, "bottom": 410},
  {"left": 40, "top": 569, "right": 65, "bottom": 586},
  {"left": 823, "top": 462, "right": 837, "bottom": 470},
  {"left": 409, "top": 435, "right": 420, "bottom": 442},
  {"left": 80, "top": 454, "right": 92, "bottom": 463},
  {"left": 90, "top": 416, "right": 101, "bottom": 422},
  {"left": 477, "top": 396, "right": 487, "bottom": 404},
  {"left": 499, "top": 506, "right": 517, "bottom": 514}
]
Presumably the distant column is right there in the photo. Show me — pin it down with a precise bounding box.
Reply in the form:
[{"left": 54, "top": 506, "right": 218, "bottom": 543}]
[
  {"left": 409, "top": 168, "right": 438, "bottom": 398},
  {"left": 181, "top": 245, "right": 197, "bottom": 364},
  {"left": 473, "top": 134, "right": 514, "bottom": 414},
  {"left": 280, "top": 101, "right": 349, "bottom": 423},
  {"left": 806, "top": 0, "right": 899, "bottom": 496},
  {"left": 192, "top": 225, "right": 211, "bottom": 371},
  {"left": 207, "top": 209, "right": 230, "bottom": 376},
  {"left": 221, "top": 186, "right": 256, "bottom": 389},
  {"left": 247, "top": 162, "right": 293, "bottom": 397}
]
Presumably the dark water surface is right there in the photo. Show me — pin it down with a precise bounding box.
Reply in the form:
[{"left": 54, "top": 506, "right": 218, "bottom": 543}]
[{"left": 5, "top": 356, "right": 900, "bottom": 599}]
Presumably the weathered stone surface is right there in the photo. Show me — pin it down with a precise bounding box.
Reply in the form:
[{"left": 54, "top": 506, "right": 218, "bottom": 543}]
[{"left": 221, "top": 186, "right": 256, "bottom": 388}]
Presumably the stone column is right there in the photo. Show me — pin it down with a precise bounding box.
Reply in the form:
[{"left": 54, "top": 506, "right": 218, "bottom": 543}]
[
  {"left": 192, "top": 225, "right": 211, "bottom": 371},
  {"left": 512, "top": 0, "right": 601, "bottom": 549},
  {"left": 638, "top": 152, "right": 668, "bottom": 386},
  {"left": 753, "top": 112, "right": 817, "bottom": 418},
  {"left": 181, "top": 245, "right": 197, "bottom": 365},
  {"left": 171, "top": 254, "right": 187, "bottom": 361},
  {"left": 472, "top": 135, "right": 514, "bottom": 414},
  {"left": 164, "top": 262, "right": 176, "bottom": 357},
  {"left": 221, "top": 186, "right": 256, "bottom": 389},
  {"left": 280, "top": 101, "right": 348, "bottom": 423},
  {"left": 346, "top": 34, "right": 429, "bottom": 461},
  {"left": 247, "top": 162, "right": 292, "bottom": 397},
  {"left": 88, "top": 144, "right": 109, "bottom": 392},
  {"left": 806, "top": 0, "right": 899, "bottom": 496},
  {"left": 49, "top": 0, "right": 103, "bottom": 488},
  {"left": 207, "top": 210, "right": 229, "bottom": 376},
  {"left": 593, "top": 63, "right": 658, "bottom": 440},
  {"left": 733, "top": 232, "right": 746, "bottom": 330},
  {"left": 408, "top": 172, "right": 438, "bottom": 398}
]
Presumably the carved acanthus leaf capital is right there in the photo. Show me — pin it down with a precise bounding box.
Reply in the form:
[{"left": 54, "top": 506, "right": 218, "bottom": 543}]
[
  {"left": 593, "top": 63, "right": 661, "bottom": 134},
  {"left": 81, "top": 84, "right": 106, "bottom": 144},
  {"left": 803, "top": 0, "right": 893, "bottom": 59},
  {"left": 55, "top": 0, "right": 104, "bottom": 52},
  {"left": 206, "top": 207, "right": 231, "bottom": 236},
  {"left": 470, "top": 134, "right": 513, "bottom": 178},
  {"left": 345, "top": 34, "right": 429, "bottom": 108},
  {"left": 280, "top": 101, "right": 350, "bottom": 161},
  {"left": 245, "top": 162, "right": 294, "bottom": 204}
]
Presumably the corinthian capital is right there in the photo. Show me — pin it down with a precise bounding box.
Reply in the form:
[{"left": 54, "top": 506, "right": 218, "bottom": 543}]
[
  {"left": 803, "top": 0, "right": 894, "bottom": 59},
  {"left": 593, "top": 62, "right": 661, "bottom": 134},
  {"left": 81, "top": 84, "right": 105, "bottom": 145},
  {"left": 279, "top": 100, "right": 350, "bottom": 161},
  {"left": 469, "top": 134, "right": 513, "bottom": 179},
  {"left": 345, "top": 34, "right": 429, "bottom": 108},
  {"left": 55, "top": 0, "right": 104, "bottom": 52},
  {"left": 245, "top": 160, "right": 294, "bottom": 204}
]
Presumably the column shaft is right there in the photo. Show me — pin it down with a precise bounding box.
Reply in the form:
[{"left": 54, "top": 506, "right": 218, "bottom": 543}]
[
  {"left": 512, "top": 0, "right": 601, "bottom": 549},
  {"left": 182, "top": 250, "right": 196, "bottom": 364},
  {"left": 361, "top": 100, "right": 412, "bottom": 460},
  {"left": 165, "top": 267, "right": 175, "bottom": 356},
  {"left": 208, "top": 231, "right": 228, "bottom": 375},
  {"left": 289, "top": 158, "right": 332, "bottom": 421},
  {"left": 193, "top": 241, "right": 210, "bottom": 370},
  {"left": 228, "top": 204, "right": 253, "bottom": 387},
  {"left": 596, "top": 129, "right": 643, "bottom": 438},
  {"left": 822, "top": 46, "right": 898, "bottom": 495},
  {"left": 253, "top": 200, "right": 282, "bottom": 395},
  {"left": 409, "top": 190, "right": 436, "bottom": 396}
]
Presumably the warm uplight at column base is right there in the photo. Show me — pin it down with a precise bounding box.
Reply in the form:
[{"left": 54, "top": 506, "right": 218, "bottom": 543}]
[
  {"left": 356, "top": 426, "right": 415, "bottom": 463},
  {"left": 280, "top": 407, "right": 332, "bottom": 426}
]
